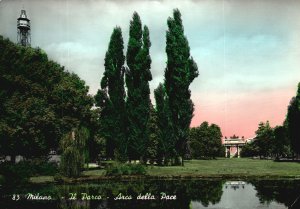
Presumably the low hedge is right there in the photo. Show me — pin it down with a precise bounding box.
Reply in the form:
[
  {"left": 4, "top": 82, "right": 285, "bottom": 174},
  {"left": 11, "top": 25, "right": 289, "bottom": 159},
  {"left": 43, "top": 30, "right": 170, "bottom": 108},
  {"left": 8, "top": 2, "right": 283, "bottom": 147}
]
[{"left": 105, "top": 163, "right": 146, "bottom": 176}]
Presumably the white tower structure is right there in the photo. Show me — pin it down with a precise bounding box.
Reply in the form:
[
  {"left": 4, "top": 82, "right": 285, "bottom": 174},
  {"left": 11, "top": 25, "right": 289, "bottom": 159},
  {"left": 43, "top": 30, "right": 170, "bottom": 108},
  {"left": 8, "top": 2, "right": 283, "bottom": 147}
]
[{"left": 17, "top": 10, "right": 31, "bottom": 46}]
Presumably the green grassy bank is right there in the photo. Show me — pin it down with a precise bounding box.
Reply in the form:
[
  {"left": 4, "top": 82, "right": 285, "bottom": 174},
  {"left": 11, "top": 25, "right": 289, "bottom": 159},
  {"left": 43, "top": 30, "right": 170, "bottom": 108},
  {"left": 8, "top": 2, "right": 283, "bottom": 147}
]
[
  {"left": 30, "top": 158, "right": 300, "bottom": 183},
  {"left": 146, "top": 158, "right": 300, "bottom": 178}
]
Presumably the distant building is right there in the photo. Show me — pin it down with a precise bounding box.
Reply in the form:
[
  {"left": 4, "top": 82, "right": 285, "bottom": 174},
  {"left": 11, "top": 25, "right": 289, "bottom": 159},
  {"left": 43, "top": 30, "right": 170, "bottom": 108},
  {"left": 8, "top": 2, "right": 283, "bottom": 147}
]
[{"left": 223, "top": 136, "right": 257, "bottom": 158}]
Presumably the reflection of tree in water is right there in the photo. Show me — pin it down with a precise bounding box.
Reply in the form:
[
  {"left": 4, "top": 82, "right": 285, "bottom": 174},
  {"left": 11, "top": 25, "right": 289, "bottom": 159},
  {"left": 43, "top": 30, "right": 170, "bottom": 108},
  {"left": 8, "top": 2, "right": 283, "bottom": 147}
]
[
  {"left": 251, "top": 180, "right": 300, "bottom": 209},
  {"left": 57, "top": 180, "right": 224, "bottom": 209},
  {"left": 187, "top": 180, "right": 224, "bottom": 207},
  {"left": 4, "top": 179, "right": 300, "bottom": 209},
  {"left": 0, "top": 180, "right": 224, "bottom": 209},
  {"left": 59, "top": 200, "right": 90, "bottom": 209},
  {"left": 58, "top": 184, "right": 90, "bottom": 209}
]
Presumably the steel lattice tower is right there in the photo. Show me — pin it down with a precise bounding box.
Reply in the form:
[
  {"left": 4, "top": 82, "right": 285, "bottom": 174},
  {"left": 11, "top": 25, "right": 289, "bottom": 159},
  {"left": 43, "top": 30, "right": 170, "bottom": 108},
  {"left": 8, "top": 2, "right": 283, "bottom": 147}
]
[{"left": 17, "top": 10, "right": 31, "bottom": 47}]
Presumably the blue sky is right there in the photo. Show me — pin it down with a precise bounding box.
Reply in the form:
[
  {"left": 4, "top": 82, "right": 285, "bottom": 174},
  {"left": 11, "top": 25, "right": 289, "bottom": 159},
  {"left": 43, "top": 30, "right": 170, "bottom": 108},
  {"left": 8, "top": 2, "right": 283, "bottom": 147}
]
[{"left": 1, "top": 0, "right": 300, "bottom": 137}]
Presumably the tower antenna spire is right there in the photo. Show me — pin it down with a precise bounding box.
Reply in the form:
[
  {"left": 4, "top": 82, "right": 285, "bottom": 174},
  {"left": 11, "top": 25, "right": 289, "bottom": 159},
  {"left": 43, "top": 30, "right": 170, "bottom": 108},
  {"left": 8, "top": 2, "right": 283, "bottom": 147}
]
[{"left": 17, "top": 9, "right": 31, "bottom": 46}]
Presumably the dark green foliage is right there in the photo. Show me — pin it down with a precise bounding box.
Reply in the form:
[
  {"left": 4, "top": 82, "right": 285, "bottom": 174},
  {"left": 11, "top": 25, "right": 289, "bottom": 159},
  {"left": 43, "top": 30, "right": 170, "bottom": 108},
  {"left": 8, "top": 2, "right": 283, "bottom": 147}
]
[
  {"left": 0, "top": 36, "right": 93, "bottom": 160},
  {"left": 241, "top": 124, "right": 292, "bottom": 159},
  {"left": 0, "top": 160, "right": 58, "bottom": 187},
  {"left": 126, "top": 12, "right": 152, "bottom": 161},
  {"left": 188, "top": 122, "right": 223, "bottom": 159},
  {"left": 163, "top": 9, "right": 199, "bottom": 165},
  {"left": 241, "top": 122, "right": 272, "bottom": 158},
  {"left": 286, "top": 83, "right": 300, "bottom": 156},
  {"left": 240, "top": 143, "right": 259, "bottom": 157},
  {"left": 0, "top": 162, "right": 32, "bottom": 186},
  {"left": 87, "top": 108, "right": 105, "bottom": 162},
  {"left": 154, "top": 83, "right": 175, "bottom": 164},
  {"left": 254, "top": 121, "right": 274, "bottom": 158},
  {"left": 218, "top": 145, "right": 226, "bottom": 157},
  {"left": 60, "top": 126, "right": 89, "bottom": 177},
  {"left": 272, "top": 126, "right": 290, "bottom": 158},
  {"left": 240, "top": 121, "right": 294, "bottom": 158},
  {"left": 146, "top": 105, "right": 160, "bottom": 164},
  {"left": 95, "top": 27, "right": 127, "bottom": 161},
  {"left": 105, "top": 163, "right": 146, "bottom": 176},
  {"left": 28, "top": 160, "right": 58, "bottom": 176}
]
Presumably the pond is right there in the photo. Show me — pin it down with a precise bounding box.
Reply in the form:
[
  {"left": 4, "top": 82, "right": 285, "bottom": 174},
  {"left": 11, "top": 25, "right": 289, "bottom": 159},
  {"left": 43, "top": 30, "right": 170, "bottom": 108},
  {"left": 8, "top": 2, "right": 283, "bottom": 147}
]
[{"left": 1, "top": 179, "right": 300, "bottom": 209}]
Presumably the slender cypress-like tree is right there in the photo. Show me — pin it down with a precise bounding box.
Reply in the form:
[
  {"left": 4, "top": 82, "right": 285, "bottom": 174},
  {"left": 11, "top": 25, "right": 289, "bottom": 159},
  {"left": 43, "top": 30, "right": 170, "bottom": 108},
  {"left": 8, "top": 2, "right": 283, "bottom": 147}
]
[
  {"left": 164, "top": 9, "right": 199, "bottom": 165},
  {"left": 146, "top": 104, "right": 160, "bottom": 164},
  {"left": 95, "top": 27, "right": 127, "bottom": 161},
  {"left": 154, "top": 83, "right": 174, "bottom": 165},
  {"left": 287, "top": 83, "right": 300, "bottom": 157},
  {"left": 126, "top": 12, "right": 152, "bottom": 161}
]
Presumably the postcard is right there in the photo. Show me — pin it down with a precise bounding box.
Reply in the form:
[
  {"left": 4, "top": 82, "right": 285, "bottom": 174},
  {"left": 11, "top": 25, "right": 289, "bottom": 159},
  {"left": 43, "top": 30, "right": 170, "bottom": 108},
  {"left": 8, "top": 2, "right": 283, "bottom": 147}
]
[{"left": 1, "top": 0, "right": 300, "bottom": 208}]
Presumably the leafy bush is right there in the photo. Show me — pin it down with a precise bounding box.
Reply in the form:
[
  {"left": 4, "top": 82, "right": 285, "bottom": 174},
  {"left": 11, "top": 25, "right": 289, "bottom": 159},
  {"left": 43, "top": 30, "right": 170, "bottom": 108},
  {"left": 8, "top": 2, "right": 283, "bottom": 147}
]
[
  {"left": 27, "top": 159, "right": 58, "bottom": 176},
  {"left": 0, "top": 160, "right": 58, "bottom": 187},
  {"left": 0, "top": 162, "right": 32, "bottom": 186},
  {"left": 36, "top": 161, "right": 58, "bottom": 175},
  {"left": 105, "top": 163, "right": 146, "bottom": 176}
]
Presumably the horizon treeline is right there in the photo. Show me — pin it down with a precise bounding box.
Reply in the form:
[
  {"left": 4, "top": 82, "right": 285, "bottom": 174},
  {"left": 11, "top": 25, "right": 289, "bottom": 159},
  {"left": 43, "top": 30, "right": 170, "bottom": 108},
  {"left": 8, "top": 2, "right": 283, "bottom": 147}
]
[{"left": 95, "top": 9, "right": 199, "bottom": 165}]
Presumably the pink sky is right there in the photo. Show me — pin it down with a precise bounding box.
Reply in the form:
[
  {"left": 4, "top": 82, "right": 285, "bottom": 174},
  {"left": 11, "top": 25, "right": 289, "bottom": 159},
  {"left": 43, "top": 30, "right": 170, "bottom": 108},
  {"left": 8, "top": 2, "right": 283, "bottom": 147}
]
[{"left": 191, "top": 87, "right": 295, "bottom": 139}]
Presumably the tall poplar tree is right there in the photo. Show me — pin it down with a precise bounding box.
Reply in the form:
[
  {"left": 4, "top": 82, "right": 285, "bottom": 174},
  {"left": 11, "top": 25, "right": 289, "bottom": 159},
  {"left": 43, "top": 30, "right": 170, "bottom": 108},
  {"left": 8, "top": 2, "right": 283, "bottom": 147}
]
[
  {"left": 95, "top": 27, "right": 127, "bottom": 160},
  {"left": 164, "top": 9, "right": 199, "bottom": 165},
  {"left": 126, "top": 12, "right": 152, "bottom": 161},
  {"left": 286, "top": 83, "right": 300, "bottom": 156},
  {"left": 146, "top": 104, "right": 160, "bottom": 164},
  {"left": 154, "top": 83, "right": 174, "bottom": 165}
]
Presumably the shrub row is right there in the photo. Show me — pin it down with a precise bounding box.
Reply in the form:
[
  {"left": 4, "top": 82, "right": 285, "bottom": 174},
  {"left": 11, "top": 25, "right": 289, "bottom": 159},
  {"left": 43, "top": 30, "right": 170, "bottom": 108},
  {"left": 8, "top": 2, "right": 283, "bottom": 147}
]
[{"left": 105, "top": 163, "right": 146, "bottom": 176}]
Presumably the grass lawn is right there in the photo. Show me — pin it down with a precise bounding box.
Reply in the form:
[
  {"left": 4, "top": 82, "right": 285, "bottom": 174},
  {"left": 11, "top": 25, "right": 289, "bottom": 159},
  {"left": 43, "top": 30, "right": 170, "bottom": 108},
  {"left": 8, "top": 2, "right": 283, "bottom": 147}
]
[
  {"left": 30, "top": 176, "right": 55, "bottom": 183},
  {"left": 83, "top": 169, "right": 106, "bottom": 176},
  {"left": 146, "top": 158, "right": 300, "bottom": 178},
  {"left": 30, "top": 158, "right": 300, "bottom": 183}
]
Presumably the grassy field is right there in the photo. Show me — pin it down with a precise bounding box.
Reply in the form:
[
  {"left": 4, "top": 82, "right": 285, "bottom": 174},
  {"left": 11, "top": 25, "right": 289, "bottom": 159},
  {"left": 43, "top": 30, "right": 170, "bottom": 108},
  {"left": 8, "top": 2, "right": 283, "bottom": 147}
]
[
  {"left": 82, "top": 158, "right": 300, "bottom": 178},
  {"left": 146, "top": 158, "right": 300, "bottom": 178},
  {"left": 30, "top": 158, "right": 300, "bottom": 183}
]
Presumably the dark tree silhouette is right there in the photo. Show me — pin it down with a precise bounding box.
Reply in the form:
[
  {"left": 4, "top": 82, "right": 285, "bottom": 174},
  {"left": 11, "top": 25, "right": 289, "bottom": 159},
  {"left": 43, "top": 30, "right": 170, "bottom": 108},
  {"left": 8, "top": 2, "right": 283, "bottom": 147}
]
[
  {"left": 95, "top": 27, "right": 127, "bottom": 161},
  {"left": 126, "top": 12, "right": 152, "bottom": 161},
  {"left": 163, "top": 9, "right": 199, "bottom": 165}
]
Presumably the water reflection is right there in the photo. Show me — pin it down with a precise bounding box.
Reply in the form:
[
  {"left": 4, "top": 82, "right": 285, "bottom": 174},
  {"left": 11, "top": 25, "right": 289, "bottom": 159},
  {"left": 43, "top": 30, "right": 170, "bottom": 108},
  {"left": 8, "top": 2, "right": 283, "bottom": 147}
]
[
  {"left": 192, "top": 181, "right": 289, "bottom": 209},
  {"left": 1, "top": 179, "right": 299, "bottom": 209},
  {"left": 251, "top": 180, "right": 300, "bottom": 209}
]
